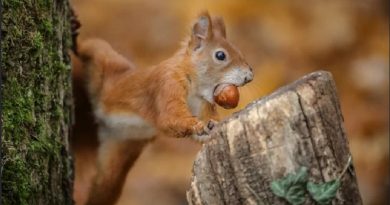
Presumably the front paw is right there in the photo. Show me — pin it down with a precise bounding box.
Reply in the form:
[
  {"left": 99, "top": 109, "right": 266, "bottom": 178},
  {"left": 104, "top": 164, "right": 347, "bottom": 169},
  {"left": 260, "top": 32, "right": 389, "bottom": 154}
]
[{"left": 192, "top": 120, "right": 218, "bottom": 142}]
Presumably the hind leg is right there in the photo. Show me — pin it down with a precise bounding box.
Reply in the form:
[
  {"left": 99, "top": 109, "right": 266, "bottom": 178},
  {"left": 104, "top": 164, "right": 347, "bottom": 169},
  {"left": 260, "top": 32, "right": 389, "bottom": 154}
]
[{"left": 85, "top": 138, "right": 149, "bottom": 205}]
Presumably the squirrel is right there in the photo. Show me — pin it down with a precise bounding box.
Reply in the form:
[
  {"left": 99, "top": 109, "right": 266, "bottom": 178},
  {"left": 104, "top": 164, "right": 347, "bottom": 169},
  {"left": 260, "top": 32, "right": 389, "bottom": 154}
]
[{"left": 71, "top": 11, "right": 253, "bottom": 205}]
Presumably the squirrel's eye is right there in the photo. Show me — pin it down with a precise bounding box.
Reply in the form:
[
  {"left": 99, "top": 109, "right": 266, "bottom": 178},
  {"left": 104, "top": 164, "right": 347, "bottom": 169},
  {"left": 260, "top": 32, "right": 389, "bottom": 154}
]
[{"left": 215, "top": 51, "right": 226, "bottom": 61}]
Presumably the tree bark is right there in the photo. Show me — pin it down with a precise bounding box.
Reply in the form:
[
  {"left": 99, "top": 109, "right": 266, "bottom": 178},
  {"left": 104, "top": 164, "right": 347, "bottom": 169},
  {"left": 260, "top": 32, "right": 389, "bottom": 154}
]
[
  {"left": 187, "top": 71, "right": 362, "bottom": 205},
  {"left": 1, "top": 0, "right": 73, "bottom": 204}
]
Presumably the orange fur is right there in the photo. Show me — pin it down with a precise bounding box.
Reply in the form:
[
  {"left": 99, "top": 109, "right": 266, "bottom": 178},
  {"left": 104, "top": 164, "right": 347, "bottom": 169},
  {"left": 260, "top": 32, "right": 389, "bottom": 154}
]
[
  {"left": 72, "top": 11, "right": 253, "bottom": 205},
  {"left": 85, "top": 139, "right": 148, "bottom": 205}
]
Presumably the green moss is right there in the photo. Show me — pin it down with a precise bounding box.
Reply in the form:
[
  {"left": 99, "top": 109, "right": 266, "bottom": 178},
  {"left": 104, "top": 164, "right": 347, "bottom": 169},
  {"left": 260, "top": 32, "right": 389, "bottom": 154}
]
[
  {"left": 41, "top": 19, "right": 53, "bottom": 35},
  {"left": 2, "top": 0, "right": 73, "bottom": 204},
  {"left": 31, "top": 31, "right": 44, "bottom": 51}
]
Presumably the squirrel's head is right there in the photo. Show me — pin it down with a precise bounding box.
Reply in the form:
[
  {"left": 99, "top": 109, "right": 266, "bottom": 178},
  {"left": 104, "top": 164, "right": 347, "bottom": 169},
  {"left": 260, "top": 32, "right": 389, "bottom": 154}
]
[{"left": 187, "top": 11, "right": 253, "bottom": 103}]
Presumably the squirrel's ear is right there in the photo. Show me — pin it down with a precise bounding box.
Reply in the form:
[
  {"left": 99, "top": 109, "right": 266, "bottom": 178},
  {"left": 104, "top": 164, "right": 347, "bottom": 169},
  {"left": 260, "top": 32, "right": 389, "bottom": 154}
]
[
  {"left": 212, "top": 16, "right": 226, "bottom": 38},
  {"left": 190, "top": 11, "right": 212, "bottom": 51}
]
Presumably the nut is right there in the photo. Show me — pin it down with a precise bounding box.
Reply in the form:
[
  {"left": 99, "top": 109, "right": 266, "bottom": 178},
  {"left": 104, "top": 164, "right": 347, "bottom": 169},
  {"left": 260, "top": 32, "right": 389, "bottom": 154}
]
[{"left": 213, "top": 84, "right": 239, "bottom": 109}]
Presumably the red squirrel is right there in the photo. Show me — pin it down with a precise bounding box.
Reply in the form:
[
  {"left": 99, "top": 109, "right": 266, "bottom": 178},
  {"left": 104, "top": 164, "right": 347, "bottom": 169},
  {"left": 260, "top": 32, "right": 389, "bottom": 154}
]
[{"left": 71, "top": 11, "right": 253, "bottom": 205}]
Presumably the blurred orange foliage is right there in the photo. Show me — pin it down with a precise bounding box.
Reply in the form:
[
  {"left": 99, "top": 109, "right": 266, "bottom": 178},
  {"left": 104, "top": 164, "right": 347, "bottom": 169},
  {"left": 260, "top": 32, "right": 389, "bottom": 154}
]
[{"left": 71, "top": 0, "right": 389, "bottom": 204}]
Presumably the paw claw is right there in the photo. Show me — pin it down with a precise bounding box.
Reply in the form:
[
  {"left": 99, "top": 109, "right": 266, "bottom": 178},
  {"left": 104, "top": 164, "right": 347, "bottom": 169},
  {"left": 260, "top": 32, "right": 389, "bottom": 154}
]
[
  {"left": 207, "top": 120, "right": 217, "bottom": 131},
  {"left": 191, "top": 120, "right": 218, "bottom": 142}
]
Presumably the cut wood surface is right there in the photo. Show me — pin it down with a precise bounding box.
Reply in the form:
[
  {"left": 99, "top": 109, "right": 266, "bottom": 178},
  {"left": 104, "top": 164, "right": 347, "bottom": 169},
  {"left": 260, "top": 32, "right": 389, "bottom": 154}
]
[{"left": 186, "top": 71, "right": 362, "bottom": 205}]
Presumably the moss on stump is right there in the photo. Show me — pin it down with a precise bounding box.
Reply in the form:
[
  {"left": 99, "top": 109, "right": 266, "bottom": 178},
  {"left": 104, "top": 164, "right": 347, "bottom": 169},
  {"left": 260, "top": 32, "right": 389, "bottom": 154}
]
[{"left": 1, "top": 0, "right": 73, "bottom": 204}]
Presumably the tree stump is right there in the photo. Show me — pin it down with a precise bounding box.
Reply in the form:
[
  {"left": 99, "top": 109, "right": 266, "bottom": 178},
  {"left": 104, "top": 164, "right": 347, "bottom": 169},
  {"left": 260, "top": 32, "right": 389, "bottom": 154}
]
[{"left": 187, "top": 71, "right": 362, "bottom": 205}]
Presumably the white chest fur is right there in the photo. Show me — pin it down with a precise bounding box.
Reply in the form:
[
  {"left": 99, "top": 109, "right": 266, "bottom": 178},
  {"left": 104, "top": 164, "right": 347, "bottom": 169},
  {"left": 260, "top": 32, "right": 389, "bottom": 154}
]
[
  {"left": 187, "top": 91, "right": 204, "bottom": 117},
  {"left": 95, "top": 107, "right": 156, "bottom": 141}
]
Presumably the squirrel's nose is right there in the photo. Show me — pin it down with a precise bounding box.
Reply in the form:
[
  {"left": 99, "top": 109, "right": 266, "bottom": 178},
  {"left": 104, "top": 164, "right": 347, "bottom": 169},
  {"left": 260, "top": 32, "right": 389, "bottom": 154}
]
[
  {"left": 244, "top": 76, "right": 252, "bottom": 83},
  {"left": 244, "top": 72, "right": 253, "bottom": 83},
  {"left": 244, "top": 68, "right": 253, "bottom": 83}
]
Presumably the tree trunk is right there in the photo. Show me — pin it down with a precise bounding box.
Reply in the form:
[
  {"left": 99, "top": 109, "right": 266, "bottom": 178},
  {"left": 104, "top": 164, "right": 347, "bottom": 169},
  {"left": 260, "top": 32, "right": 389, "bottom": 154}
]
[
  {"left": 1, "top": 0, "right": 73, "bottom": 204},
  {"left": 187, "top": 71, "right": 362, "bottom": 205}
]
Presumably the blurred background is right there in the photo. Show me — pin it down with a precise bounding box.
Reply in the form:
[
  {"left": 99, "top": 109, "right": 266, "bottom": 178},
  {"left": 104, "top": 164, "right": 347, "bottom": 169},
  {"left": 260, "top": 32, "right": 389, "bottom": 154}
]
[{"left": 70, "top": 0, "right": 389, "bottom": 204}]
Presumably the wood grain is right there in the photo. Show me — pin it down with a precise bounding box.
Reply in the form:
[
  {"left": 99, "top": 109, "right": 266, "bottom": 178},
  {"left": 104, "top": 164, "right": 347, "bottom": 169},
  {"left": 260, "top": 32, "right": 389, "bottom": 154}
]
[{"left": 187, "top": 71, "right": 362, "bottom": 205}]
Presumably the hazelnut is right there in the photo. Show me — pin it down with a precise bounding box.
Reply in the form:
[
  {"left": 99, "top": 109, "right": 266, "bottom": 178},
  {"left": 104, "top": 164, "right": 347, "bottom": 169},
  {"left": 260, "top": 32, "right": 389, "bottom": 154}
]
[{"left": 214, "top": 84, "right": 239, "bottom": 109}]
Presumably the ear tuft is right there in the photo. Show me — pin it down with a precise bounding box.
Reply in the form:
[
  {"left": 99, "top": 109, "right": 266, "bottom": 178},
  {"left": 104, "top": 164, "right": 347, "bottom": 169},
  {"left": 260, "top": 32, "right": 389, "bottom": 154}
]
[
  {"left": 212, "top": 16, "right": 226, "bottom": 38},
  {"left": 190, "top": 11, "right": 212, "bottom": 50},
  {"left": 193, "top": 11, "right": 212, "bottom": 39}
]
